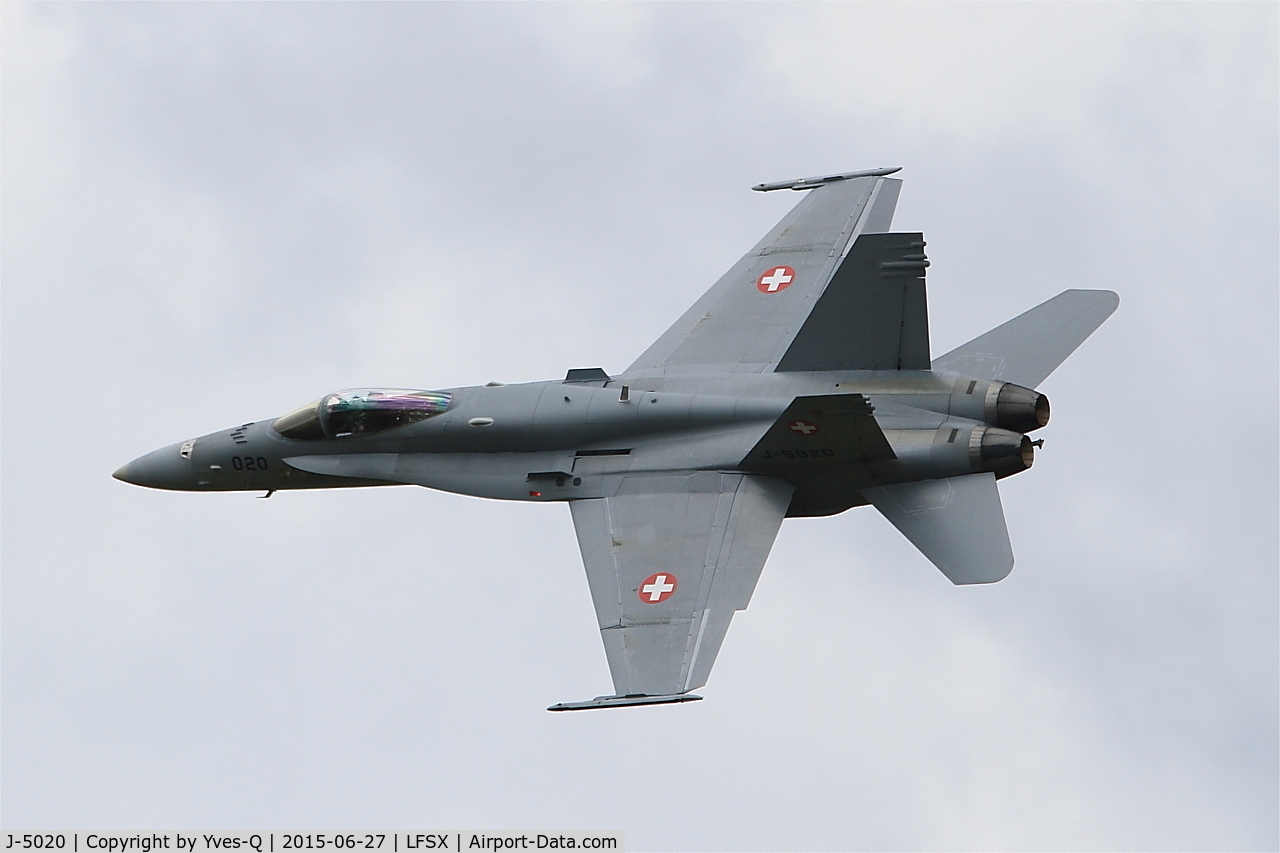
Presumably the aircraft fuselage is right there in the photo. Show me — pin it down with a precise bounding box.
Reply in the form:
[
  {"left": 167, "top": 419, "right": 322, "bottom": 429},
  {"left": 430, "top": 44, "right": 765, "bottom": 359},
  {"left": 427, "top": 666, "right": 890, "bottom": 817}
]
[{"left": 115, "top": 369, "right": 1045, "bottom": 517}]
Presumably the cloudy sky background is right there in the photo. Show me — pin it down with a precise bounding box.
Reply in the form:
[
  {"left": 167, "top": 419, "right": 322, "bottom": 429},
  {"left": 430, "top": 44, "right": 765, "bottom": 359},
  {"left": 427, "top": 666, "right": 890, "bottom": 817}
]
[{"left": 4, "top": 3, "right": 1276, "bottom": 850}]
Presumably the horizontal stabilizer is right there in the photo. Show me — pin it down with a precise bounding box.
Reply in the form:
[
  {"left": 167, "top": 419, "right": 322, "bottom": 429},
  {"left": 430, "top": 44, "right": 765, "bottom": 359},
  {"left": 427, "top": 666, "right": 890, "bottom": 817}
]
[
  {"left": 862, "top": 473, "right": 1013, "bottom": 585},
  {"left": 932, "top": 289, "right": 1118, "bottom": 387},
  {"left": 547, "top": 693, "right": 703, "bottom": 712}
]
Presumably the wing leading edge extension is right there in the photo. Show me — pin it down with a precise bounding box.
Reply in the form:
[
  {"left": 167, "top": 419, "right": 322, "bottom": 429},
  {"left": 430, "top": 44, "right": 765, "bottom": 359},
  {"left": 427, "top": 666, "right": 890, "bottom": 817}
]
[{"left": 553, "top": 472, "right": 793, "bottom": 711}]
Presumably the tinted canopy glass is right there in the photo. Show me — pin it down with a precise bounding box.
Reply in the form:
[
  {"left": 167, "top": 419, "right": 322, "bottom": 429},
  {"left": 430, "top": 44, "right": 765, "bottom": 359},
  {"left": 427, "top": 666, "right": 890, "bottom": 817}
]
[{"left": 273, "top": 388, "right": 452, "bottom": 441}]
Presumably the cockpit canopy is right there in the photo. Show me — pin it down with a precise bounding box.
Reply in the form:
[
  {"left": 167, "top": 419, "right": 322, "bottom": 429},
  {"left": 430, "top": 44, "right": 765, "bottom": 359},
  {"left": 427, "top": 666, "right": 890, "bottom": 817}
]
[{"left": 273, "top": 388, "right": 453, "bottom": 441}]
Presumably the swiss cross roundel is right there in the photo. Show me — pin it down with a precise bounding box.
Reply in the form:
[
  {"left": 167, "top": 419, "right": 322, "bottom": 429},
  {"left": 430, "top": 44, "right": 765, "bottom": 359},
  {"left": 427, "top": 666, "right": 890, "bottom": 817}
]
[
  {"left": 756, "top": 265, "right": 796, "bottom": 294},
  {"left": 638, "top": 572, "right": 678, "bottom": 604},
  {"left": 788, "top": 420, "right": 819, "bottom": 436}
]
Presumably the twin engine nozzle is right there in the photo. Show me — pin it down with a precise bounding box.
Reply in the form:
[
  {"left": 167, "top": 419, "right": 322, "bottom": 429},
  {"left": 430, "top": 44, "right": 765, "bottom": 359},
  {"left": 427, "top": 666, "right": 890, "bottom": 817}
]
[{"left": 976, "top": 382, "right": 1047, "bottom": 477}]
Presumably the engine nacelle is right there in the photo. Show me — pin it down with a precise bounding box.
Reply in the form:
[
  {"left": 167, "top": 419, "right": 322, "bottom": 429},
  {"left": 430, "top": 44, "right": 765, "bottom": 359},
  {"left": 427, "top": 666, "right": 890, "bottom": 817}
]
[
  {"left": 942, "top": 378, "right": 1050, "bottom": 433},
  {"left": 881, "top": 423, "right": 1035, "bottom": 482}
]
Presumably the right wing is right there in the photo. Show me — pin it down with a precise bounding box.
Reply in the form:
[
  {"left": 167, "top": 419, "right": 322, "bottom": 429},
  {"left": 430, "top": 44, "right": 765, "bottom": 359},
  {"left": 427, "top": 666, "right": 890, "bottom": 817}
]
[{"left": 626, "top": 170, "right": 905, "bottom": 375}]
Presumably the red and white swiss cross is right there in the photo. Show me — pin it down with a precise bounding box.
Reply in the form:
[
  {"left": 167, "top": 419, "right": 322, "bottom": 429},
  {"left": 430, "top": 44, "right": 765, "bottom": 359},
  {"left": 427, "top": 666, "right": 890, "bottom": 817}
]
[
  {"left": 638, "top": 572, "right": 678, "bottom": 604},
  {"left": 756, "top": 265, "right": 796, "bottom": 294},
  {"left": 788, "top": 420, "right": 819, "bottom": 435}
]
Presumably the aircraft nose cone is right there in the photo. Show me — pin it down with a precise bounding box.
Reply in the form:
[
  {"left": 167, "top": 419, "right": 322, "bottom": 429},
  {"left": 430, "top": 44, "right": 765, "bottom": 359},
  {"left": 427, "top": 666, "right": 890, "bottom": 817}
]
[{"left": 112, "top": 444, "right": 193, "bottom": 490}]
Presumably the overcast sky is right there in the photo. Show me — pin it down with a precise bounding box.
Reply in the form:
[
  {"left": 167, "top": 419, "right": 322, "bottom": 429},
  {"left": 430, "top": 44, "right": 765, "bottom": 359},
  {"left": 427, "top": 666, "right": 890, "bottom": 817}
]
[{"left": 3, "top": 3, "right": 1277, "bottom": 851}]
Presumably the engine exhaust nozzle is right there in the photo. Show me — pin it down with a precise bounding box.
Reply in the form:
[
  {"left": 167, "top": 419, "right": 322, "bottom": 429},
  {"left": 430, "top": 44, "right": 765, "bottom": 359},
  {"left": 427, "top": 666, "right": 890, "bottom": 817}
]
[
  {"left": 986, "top": 382, "right": 1050, "bottom": 433},
  {"left": 971, "top": 426, "right": 1035, "bottom": 478}
]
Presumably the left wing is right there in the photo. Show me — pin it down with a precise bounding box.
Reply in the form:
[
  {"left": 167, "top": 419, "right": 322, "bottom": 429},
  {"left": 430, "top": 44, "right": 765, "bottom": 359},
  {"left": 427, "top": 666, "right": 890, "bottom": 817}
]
[{"left": 551, "top": 472, "right": 793, "bottom": 711}]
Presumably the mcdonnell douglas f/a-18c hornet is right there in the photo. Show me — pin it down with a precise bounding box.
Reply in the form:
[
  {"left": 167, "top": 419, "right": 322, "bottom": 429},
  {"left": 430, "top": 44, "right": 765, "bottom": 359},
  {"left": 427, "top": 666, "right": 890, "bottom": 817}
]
[{"left": 115, "top": 167, "right": 1118, "bottom": 711}]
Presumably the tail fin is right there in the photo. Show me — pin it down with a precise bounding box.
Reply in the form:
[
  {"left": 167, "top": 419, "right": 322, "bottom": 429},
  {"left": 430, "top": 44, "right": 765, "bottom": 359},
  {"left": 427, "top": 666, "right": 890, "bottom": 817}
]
[
  {"left": 932, "top": 289, "right": 1118, "bottom": 388},
  {"left": 862, "top": 473, "right": 1014, "bottom": 585}
]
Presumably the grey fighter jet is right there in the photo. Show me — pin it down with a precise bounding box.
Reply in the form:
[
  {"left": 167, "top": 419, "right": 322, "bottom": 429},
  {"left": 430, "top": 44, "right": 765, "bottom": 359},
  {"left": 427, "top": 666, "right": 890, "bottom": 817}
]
[{"left": 115, "top": 168, "right": 1118, "bottom": 711}]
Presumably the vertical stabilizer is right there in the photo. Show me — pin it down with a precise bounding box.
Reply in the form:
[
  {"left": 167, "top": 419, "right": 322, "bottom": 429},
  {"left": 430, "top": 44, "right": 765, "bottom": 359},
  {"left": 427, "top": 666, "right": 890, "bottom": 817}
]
[
  {"left": 775, "top": 231, "right": 930, "bottom": 372},
  {"left": 862, "top": 473, "right": 1014, "bottom": 585}
]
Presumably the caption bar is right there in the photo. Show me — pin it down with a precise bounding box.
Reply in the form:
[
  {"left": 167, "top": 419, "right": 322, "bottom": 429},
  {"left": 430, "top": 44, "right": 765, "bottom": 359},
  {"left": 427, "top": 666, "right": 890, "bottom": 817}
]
[{"left": 4, "top": 836, "right": 622, "bottom": 853}]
